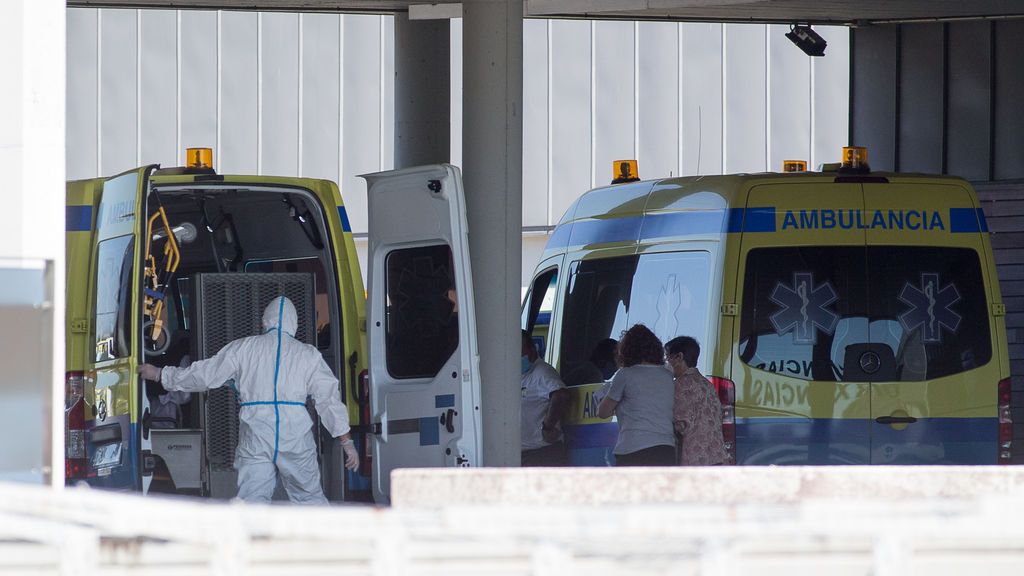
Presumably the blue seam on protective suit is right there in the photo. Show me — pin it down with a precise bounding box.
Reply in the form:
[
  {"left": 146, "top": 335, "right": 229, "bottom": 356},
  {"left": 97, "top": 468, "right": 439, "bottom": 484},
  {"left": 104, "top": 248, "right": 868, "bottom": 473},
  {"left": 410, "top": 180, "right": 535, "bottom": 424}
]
[
  {"left": 272, "top": 296, "right": 285, "bottom": 464},
  {"left": 240, "top": 400, "right": 305, "bottom": 407}
]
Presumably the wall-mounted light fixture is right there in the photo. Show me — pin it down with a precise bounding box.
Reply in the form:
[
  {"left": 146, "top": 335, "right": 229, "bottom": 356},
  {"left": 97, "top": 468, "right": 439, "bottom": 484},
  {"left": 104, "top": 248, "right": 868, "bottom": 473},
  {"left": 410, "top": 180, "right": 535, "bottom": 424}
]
[{"left": 786, "top": 24, "right": 827, "bottom": 57}]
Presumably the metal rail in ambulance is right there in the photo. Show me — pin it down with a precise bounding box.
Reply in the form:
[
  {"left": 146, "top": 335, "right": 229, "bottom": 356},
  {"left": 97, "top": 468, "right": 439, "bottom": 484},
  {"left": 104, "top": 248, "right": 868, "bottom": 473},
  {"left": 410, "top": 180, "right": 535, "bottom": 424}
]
[{"left": 523, "top": 149, "right": 1012, "bottom": 466}]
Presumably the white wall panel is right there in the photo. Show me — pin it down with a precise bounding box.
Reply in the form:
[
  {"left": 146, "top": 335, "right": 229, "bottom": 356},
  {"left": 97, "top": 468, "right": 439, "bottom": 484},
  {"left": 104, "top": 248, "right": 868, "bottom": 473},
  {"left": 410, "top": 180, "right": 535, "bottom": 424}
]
[
  {"left": 139, "top": 10, "right": 177, "bottom": 170},
  {"left": 593, "top": 20, "right": 635, "bottom": 189},
  {"left": 68, "top": 10, "right": 848, "bottom": 283},
  {"left": 342, "top": 14, "right": 383, "bottom": 233},
  {"left": 450, "top": 18, "right": 463, "bottom": 169},
  {"left": 260, "top": 13, "right": 299, "bottom": 176},
  {"left": 180, "top": 11, "right": 217, "bottom": 164},
  {"left": 638, "top": 21, "right": 679, "bottom": 180},
  {"left": 813, "top": 26, "right": 850, "bottom": 168},
  {"left": 724, "top": 24, "right": 767, "bottom": 173},
  {"left": 769, "top": 24, "right": 810, "bottom": 171},
  {"left": 680, "top": 23, "right": 723, "bottom": 175},
  {"left": 300, "top": 13, "right": 341, "bottom": 182},
  {"left": 220, "top": 11, "right": 258, "bottom": 174},
  {"left": 381, "top": 17, "right": 395, "bottom": 172},
  {"left": 99, "top": 9, "right": 137, "bottom": 176},
  {"left": 522, "top": 18, "right": 548, "bottom": 227},
  {"left": 66, "top": 9, "right": 97, "bottom": 181},
  {"left": 549, "top": 19, "right": 591, "bottom": 225}
]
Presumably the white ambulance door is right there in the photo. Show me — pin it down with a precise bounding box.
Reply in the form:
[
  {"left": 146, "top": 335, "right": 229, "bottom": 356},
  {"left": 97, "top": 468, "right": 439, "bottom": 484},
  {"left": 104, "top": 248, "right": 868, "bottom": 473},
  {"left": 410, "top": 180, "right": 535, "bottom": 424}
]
[{"left": 362, "top": 164, "right": 481, "bottom": 503}]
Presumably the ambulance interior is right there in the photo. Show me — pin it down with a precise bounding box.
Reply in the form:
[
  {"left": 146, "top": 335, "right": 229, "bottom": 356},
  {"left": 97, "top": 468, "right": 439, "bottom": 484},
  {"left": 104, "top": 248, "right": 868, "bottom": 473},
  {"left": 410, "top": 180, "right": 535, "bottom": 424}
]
[{"left": 141, "top": 185, "right": 348, "bottom": 499}]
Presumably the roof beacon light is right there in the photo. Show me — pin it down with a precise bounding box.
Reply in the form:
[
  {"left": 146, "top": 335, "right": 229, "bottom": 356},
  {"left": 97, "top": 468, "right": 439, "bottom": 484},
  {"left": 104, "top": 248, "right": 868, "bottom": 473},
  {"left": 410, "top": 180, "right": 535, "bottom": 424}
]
[
  {"left": 841, "top": 146, "right": 870, "bottom": 173},
  {"left": 783, "top": 160, "right": 808, "bottom": 173},
  {"left": 611, "top": 160, "right": 640, "bottom": 184},
  {"left": 186, "top": 147, "right": 214, "bottom": 170}
]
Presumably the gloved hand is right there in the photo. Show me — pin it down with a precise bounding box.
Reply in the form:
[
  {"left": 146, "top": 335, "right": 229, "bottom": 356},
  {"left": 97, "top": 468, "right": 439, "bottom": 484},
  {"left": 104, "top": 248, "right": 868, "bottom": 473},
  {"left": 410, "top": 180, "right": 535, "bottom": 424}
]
[
  {"left": 137, "top": 364, "right": 162, "bottom": 382},
  {"left": 542, "top": 422, "right": 561, "bottom": 445},
  {"left": 341, "top": 438, "right": 359, "bottom": 472}
]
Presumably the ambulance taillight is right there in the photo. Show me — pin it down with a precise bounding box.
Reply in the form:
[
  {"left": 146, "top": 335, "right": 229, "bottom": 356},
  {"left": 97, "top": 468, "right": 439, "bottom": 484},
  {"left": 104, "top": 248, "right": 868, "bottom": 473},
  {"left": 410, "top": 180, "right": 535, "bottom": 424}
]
[
  {"left": 999, "top": 377, "right": 1013, "bottom": 464},
  {"left": 65, "top": 371, "right": 89, "bottom": 479},
  {"left": 611, "top": 160, "right": 640, "bottom": 184},
  {"left": 783, "top": 160, "right": 807, "bottom": 173},
  {"left": 710, "top": 376, "right": 736, "bottom": 465}
]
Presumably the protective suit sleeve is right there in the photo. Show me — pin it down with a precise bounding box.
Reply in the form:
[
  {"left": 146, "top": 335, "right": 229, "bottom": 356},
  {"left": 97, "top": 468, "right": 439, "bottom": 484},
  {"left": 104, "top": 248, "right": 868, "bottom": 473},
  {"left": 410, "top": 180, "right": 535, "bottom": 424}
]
[
  {"left": 307, "top": 352, "right": 351, "bottom": 437},
  {"left": 161, "top": 340, "right": 242, "bottom": 393}
]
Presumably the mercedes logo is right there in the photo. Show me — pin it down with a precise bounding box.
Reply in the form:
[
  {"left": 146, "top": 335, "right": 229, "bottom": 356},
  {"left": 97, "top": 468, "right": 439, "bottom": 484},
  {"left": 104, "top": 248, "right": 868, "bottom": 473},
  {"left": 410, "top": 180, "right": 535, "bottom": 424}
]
[{"left": 859, "top": 351, "right": 881, "bottom": 374}]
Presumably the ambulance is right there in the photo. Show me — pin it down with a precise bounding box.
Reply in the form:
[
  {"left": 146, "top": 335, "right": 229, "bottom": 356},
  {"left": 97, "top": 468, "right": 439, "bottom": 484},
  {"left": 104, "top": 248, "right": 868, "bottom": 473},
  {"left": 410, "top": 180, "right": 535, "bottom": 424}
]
[
  {"left": 65, "top": 151, "right": 480, "bottom": 502},
  {"left": 523, "top": 148, "right": 1012, "bottom": 466}
]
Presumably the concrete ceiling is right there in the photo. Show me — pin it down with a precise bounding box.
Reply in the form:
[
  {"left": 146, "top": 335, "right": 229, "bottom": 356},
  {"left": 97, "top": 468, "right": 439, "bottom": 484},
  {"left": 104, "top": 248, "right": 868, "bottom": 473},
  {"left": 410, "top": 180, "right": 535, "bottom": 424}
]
[{"left": 67, "top": 0, "right": 1024, "bottom": 25}]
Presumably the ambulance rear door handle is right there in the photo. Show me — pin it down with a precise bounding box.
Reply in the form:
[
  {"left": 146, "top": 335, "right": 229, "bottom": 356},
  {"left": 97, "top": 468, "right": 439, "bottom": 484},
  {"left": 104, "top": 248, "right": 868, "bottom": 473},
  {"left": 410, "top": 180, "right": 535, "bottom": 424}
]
[{"left": 875, "top": 415, "right": 917, "bottom": 425}]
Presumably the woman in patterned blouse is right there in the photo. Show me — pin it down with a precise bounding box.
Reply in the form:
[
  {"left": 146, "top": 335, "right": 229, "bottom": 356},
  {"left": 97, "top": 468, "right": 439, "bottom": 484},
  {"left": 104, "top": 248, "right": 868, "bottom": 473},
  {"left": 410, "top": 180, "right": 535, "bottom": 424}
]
[{"left": 665, "top": 336, "right": 726, "bottom": 465}]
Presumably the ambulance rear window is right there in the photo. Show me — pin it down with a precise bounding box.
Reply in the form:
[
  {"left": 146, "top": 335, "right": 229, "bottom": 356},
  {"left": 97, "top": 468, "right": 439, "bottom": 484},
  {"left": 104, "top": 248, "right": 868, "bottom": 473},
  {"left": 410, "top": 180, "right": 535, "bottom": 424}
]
[{"left": 739, "top": 246, "right": 992, "bottom": 382}]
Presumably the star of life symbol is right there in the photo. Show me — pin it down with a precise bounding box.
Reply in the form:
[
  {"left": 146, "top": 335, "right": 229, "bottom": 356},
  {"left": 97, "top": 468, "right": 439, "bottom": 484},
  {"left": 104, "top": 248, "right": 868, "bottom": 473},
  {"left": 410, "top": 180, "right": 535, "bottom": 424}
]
[
  {"left": 654, "top": 274, "right": 682, "bottom": 340},
  {"left": 770, "top": 272, "right": 839, "bottom": 345},
  {"left": 898, "top": 273, "right": 961, "bottom": 343}
]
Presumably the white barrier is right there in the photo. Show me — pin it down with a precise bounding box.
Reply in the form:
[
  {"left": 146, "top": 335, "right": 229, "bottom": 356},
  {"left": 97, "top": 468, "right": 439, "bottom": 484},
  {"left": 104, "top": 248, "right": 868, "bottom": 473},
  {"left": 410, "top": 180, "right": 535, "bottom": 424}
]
[{"left": 3, "top": 467, "right": 1024, "bottom": 575}]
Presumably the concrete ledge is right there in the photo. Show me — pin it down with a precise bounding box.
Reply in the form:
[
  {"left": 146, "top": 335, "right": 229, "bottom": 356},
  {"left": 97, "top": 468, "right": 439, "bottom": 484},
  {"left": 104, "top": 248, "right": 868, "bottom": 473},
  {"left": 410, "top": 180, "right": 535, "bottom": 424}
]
[{"left": 391, "top": 466, "right": 1024, "bottom": 507}]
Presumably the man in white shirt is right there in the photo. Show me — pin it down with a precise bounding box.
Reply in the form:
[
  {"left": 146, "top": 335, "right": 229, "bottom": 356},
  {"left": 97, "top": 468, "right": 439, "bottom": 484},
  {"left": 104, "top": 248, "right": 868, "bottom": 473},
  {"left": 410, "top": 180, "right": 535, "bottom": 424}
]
[{"left": 520, "top": 330, "right": 570, "bottom": 466}]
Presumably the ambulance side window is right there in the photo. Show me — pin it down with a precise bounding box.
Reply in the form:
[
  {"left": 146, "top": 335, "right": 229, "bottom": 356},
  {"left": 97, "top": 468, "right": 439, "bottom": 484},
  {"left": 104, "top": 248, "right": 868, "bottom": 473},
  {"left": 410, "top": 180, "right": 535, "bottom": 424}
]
[
  {"left": 522, "top": 268, "right": 558, "bottom": 359},
  {"left": 384, "top": 244, "right": 458, "bottom": 379},
  {"left": 94, "top": 234, "right": 135, "bottom": 362}
]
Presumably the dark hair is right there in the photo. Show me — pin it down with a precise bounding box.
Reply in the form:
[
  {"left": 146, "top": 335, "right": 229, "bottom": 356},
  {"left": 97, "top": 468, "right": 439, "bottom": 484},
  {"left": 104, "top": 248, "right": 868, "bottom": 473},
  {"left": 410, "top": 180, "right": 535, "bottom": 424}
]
[
  {"left": 616, "top": 324, "right": 664, "bottom": 367},
  {"left": 590, "top": 338, "right": 618, "bottom": 364},
  {"left": 521, "top": 330, "right": 537, "bottom": 354},
  {"left": 665, "top": 336, "right": 700, "bottom": 368}
]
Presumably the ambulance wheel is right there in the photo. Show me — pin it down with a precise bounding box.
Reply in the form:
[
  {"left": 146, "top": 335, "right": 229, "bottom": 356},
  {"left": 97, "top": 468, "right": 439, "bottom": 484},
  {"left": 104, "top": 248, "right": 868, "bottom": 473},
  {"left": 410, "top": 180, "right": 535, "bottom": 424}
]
[{"left": 143, "top": 320, "right": 172, "bottom": 357}]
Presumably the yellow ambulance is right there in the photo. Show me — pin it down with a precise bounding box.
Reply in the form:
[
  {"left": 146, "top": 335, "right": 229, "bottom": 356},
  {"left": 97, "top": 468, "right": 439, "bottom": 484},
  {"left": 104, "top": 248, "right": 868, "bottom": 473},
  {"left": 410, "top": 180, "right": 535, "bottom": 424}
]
[
  {"left": 522, "top": 148, "right": 1012, "bottom": 465},
  {"left": 65, "top": 152, "right": 481, "bottom": 502}
]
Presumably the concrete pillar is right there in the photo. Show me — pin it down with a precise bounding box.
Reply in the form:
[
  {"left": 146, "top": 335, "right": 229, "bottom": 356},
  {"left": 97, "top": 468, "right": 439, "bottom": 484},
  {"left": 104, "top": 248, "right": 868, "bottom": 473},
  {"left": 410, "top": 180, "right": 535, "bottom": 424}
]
[
  {"left": 0, "top": 0, "right": 65, "bottom": 486},
  {"left": 394, "top": 14, "right": 450, "bottom": 168},
  {"left": 462, "top": 0, "right": 523, "bottom": 466}
]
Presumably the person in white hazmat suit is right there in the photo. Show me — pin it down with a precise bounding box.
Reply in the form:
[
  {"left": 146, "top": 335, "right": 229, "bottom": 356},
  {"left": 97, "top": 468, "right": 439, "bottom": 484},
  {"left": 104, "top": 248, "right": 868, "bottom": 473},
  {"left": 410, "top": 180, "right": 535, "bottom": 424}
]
[{"left": 137, "top": 296, "right": 359, "bottom": 504}]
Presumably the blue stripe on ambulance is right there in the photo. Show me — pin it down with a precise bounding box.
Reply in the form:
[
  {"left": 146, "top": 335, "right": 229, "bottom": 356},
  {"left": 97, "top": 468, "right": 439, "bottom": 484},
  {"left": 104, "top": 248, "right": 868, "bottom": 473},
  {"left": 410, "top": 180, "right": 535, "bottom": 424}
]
[
  {"left": 66, "top": 205, "right": 93, "bottom": 231},
  {"left": 736, "top": 416, "right": 997, "bottom": 465},
  {"left": 337, "top": 205, "right": 352, "bottom": 232},
  {"left": 564, "top": 422, "right": 618, "bottom": 466}
]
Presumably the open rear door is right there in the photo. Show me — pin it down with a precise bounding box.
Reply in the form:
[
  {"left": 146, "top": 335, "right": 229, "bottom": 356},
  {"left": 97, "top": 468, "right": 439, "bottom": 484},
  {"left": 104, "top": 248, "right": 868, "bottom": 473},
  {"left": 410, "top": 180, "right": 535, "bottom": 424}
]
[{"left": 363, "top": 164, "right": 481, "bottom": 503}]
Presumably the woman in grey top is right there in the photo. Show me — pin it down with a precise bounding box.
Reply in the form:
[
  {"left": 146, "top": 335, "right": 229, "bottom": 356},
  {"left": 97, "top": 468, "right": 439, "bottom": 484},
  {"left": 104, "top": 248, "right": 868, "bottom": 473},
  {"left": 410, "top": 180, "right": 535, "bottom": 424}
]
[{"left": 597, "top": 324, "right": 677, "bottom": 466}]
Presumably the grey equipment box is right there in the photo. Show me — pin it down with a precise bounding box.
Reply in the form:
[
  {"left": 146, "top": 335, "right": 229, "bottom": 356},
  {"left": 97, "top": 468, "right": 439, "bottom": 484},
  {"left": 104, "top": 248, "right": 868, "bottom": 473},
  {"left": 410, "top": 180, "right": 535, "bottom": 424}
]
[
  {"left": 191, "top": 273, "right": 317, "bottom": 499},
  {"left": 151, "top": 429, "right": 204, "bottom": 490}
]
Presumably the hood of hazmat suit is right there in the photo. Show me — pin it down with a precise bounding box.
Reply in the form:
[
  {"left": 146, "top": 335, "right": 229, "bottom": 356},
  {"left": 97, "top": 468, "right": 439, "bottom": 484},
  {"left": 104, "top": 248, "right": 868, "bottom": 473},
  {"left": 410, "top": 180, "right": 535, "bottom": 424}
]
[{"left": 160, "top": 295, "right": 350, "bottom": 504}]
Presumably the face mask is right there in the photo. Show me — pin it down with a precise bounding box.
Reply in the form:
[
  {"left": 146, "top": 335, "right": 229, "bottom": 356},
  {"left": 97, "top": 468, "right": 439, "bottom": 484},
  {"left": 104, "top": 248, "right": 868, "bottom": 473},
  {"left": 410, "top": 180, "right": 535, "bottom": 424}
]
[{"left": 521, "top": 355, "right": 532, "bottom": 374}]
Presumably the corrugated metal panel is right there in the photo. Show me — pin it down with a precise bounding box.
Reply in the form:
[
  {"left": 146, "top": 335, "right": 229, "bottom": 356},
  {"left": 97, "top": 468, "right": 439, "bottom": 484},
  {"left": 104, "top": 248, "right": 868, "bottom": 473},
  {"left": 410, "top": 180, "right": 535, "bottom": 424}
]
[
  {"left": 724, "top": 23, "right": 767, "bottom": 173},
  {"left": 99, "top": 9, "right": 137, "bottom": 175},
  {"left": 593, "top": 20, "right": 635, "bottom": 188},
  {"left": 637, "top": 22, "right": 679, "bottom": 181},
  {"left": 994, "top": 21, "right": 1024, "bottom": 180},
  {"left": 549, "top": 19, "right": 593, "bottom": 224},
  {"left": 897, "top": 23, "right": 943, "bottom": 173},
  {"left": 768, "top": 23, "right": 809, "bottom": 171},
  {"left": 140, "top": 10, "right": 177, "bottom": 168},
  {"left": 522, "top": 18, "right": 549, "bottom": 227},
  {"left": 67, "top": 9, "right": 98, "bottom": 179},
  {"left": 976, "top": 180, "right": 1024, "bottom": 461},
  {"left": 680, "top": 22, "right": 723, "bottom": 175},
  {"left": 300, "top": 14, "right": 341, "bottom": 182},
  {"left": 946, "top": 21, "right": 992, "bottom": 182},
  {"left": 67, "top": 9, "right": 848, "bottom": 233}
]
